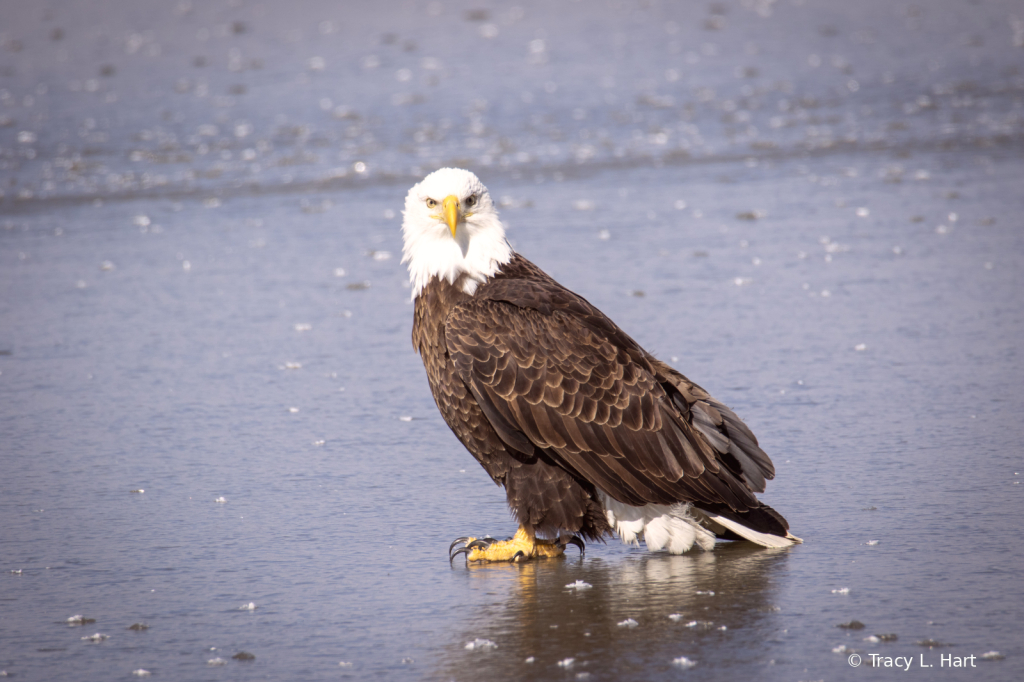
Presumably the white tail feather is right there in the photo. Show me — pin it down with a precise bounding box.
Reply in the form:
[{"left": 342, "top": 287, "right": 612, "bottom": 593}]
[{"left": 693, "top": 509, "right": 803, "bottom": 548}]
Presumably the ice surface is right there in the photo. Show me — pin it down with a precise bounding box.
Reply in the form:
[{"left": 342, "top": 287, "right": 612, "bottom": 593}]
[
  {"left": 684, "top": 621, "right": 714, "bottom": 629},
  {"left": 917, "top": 639, "right": 952, "bottom": 648},
  {"left": 1, "top": 1, "right": 1022, "bottom": 681}
]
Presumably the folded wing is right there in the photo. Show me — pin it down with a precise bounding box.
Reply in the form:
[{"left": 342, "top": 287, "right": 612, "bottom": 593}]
[{"left": 444, "top": 286, "right": 777, "bottom": 520}]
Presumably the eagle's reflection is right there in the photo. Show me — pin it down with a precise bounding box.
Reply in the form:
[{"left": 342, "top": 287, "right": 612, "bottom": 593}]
[{"left": 437, "top": 544, "right": 790, "bottom": 681}]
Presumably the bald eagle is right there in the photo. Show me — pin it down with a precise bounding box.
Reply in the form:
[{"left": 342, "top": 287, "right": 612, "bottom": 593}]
[{"left": 403, "top": 168, "right": 800, "bottom": 562}]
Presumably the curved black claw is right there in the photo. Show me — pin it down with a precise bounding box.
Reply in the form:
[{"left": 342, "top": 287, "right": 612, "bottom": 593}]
[
  {"left": 510, "top": 550, "right": 526, "bottom": 563},
  {"left": 448, "top": 537, "right": 472, "bottom": 557},
  {"left": 565, "top": 535, "right": 586, "bottom": 557},
  {"left": 449, "top": 537, "right": 496, "bottom": 563}
]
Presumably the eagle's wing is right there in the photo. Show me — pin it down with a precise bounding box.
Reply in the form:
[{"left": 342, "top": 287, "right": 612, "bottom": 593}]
[{"left": 444, "top": 293, "right": 772, "bottom": 514}]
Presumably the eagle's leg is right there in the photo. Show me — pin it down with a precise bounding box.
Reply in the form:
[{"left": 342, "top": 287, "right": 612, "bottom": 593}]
[{"left": 449, "top": 527, "right": 584, "bottom": 563}]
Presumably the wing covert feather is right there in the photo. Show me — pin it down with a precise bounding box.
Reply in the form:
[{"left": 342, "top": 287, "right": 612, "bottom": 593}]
[{"left": 446, "top": 296, "right": 764, "bottom": 510}]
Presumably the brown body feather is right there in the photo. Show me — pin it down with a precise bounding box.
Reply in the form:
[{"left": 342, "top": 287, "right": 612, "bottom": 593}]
[{"left": 412, "top": 254, "right": 790, "bottom": 541}]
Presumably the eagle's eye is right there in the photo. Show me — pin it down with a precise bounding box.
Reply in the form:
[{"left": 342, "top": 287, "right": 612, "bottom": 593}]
[
  {"left": 465, "top": 195, "right": 476, "bottom": 207},
  {"left": 425, "top": 198, "right": 437, "bottom": 209}
]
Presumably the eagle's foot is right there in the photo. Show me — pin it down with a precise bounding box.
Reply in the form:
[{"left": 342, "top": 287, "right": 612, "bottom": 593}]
[{"left": 449, "top": 527, "right": 584, "bottom": 563}]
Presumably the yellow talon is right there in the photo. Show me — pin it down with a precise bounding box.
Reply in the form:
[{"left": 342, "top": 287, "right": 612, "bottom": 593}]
[{"left": 456, "top": 527, "right": 568, "bottom": 562}]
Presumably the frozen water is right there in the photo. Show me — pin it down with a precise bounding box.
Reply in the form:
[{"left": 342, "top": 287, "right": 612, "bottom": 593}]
[{"left": 1, "top": 0, "right": 1023, "bottom": 681}]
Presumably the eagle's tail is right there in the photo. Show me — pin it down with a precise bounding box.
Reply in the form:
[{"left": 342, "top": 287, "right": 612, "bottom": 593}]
[{"left": 693, "top": 504, "right": 803, "bottom": 547}]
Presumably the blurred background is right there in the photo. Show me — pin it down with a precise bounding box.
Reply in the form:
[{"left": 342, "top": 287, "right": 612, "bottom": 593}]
[
  {"left": 2, "top": 0, "right": 1023, "bottom": 199},
  {"left": 1, "top": 0, "right": 1022, "bottom": 680}
]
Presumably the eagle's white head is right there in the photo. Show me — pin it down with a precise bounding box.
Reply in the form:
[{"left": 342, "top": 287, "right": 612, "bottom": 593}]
[{"left": 402, "top": 167, "right": 513, "bottom": 299}]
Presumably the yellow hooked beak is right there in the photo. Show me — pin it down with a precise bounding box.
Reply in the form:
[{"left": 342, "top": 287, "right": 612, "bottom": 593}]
[{"left": 442, "top": 195, "right": 460, "bottom": 238}]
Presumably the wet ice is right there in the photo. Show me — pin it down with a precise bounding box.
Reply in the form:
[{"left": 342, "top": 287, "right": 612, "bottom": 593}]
[{"left": 1, "top": 1, "right": 1022, "bottom": 681}]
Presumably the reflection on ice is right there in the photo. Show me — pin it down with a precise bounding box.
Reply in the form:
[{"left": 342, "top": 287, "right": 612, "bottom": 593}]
[{"left": 437, "top": 545, "right": 788, "bottom": 679}]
